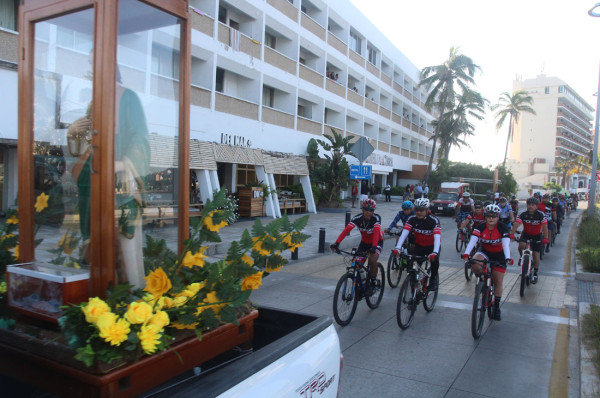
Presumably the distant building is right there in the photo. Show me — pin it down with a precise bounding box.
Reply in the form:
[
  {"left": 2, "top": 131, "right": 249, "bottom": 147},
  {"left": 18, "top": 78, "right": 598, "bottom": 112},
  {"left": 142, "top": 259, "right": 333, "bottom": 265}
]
[{"left": 508, "top": 75, "right": 594, "bottom": 192}]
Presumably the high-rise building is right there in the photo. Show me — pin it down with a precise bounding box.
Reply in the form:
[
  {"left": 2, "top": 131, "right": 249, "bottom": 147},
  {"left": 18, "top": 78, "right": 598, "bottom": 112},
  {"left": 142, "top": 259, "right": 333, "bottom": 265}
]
[{"left": 508, "top": 75, "right": 594, "bottom": 191}]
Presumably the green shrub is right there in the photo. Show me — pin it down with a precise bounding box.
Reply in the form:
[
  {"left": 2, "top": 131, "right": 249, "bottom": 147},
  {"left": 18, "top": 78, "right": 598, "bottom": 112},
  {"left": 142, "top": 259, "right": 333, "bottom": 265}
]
[
  {"left": 582, "top": 304, "right": 600, "bottom": 375},
  {"left": 390, "top": 186, "right": 404, "bottom": 196},
  {"left": 577, "top": 214, "right": 600, "bottom": 273}
]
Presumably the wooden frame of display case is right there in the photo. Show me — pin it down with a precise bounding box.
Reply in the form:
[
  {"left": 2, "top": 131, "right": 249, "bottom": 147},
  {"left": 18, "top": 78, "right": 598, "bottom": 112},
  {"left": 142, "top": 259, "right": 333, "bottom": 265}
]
[{"left": 17, "top": 0, "right": 191, "bottom": 298}]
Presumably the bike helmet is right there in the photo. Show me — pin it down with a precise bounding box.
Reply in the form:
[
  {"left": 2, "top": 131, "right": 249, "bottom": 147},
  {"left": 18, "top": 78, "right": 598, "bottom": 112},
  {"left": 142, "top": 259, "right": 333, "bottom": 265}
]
[
  {"left": 526, "top": 197, "right": 539, "bottom": 205},
  {"left": 414, "top": 197, "right": 430, "bottom": 209},
  {"left": 474, "top": 200, "right": 484, "bottom": 207},
  {"left": 462, "top": 192, "right": 471, "bottom": 197},
  {"left": 362, "top": 198, "right": 376, "bottom": 210},
  {"left": 484, "top": 203, "right": 501, "bottom": 215},
  {"left": 542, "top": 193, "right": 550, "bottom": 199},
  {"left": 402, "top": 200, "right": 414, "bottom": 210},
  {"left": 483, "top": 200, "right": 492, "bottom": 207}
]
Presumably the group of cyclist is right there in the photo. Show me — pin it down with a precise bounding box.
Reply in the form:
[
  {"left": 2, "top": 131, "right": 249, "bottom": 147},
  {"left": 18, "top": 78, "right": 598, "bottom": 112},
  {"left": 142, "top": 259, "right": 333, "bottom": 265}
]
[{"left": 330, "top": 187, "right": 576, "bottom": 322}]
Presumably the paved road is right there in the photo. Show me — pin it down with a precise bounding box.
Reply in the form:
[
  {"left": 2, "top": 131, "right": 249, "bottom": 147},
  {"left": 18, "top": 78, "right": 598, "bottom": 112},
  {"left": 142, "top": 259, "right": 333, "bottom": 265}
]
[{"left": 252, "top": 202, "right": 580, "bottom": 397}]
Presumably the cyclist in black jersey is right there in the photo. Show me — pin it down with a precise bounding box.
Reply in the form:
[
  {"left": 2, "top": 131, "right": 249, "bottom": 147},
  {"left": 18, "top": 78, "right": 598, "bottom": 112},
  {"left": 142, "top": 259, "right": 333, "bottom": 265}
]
[
  {"left": 331, "top": 199, "right": 383, "bottom": 295},
  {"left": 393, "top": 197, "right": 441, "bottom": 290},
  {"left": 462, "top": 204, "right": 513, "bottom": 320}
]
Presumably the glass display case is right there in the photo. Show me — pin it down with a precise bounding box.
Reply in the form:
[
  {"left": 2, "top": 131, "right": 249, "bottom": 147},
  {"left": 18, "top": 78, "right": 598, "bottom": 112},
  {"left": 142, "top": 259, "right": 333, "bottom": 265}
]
[{"left": 7, "top": 262, "right": 89, "bottom": 323}]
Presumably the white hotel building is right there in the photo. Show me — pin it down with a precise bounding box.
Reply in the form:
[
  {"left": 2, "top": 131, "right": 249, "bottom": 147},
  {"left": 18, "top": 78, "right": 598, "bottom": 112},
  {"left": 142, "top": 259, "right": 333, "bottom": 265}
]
[{"left": 0, "top": 0, "right": 436, "bottom": 213}]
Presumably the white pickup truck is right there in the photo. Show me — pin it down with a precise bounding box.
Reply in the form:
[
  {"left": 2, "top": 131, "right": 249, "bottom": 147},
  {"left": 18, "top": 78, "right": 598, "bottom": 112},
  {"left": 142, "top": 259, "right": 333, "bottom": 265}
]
[{"left": 141, "top": 307, "right": 342, "bottom": 397}]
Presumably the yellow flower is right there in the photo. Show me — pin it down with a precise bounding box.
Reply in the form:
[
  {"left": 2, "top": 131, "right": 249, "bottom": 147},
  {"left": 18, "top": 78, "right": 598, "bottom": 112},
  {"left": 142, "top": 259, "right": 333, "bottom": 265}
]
[
  {"left": 281, "top": 233, "right": 303, "bottom": 252},
  {"left": 241, "top": 271, "right": 263, "bottom": 291},
  {"left": 13, "top": 245, "right": 18, "bottom": 260},
  {"left": 182, "top": 282, "right": 205, "bottom": 298},
  {"left": 5, "top": 215, "right": 18, "bottom": 225},
  {"left": 148, "top": 310, "right": 170, "bottom": 329},
  {"left": 34, "top": 192, "right": 49, "bottom": 213},
  {"left": 181, "top": 247, "right": 208, "bottom": 268},
  {"left": 124, "top": 301, "right": 153, "bottom": 324},
  {"left": 265, "top": 260, "right": 283, "bottom": 273},
  {"left": 143, "top": 267, "right": 172, "bottom": 297},
  {"left": 58, "top": 233, "right": 76, "bottom": 255},
  {"left": 202, "top": 210, "right": 228, "bottom": 232},
  {"left": 196, "top": 291, "right": 225, "bottom": 315},
  {"left": 170, "top": 321, "right": 198, "bottom": 330},
  {"left": 0, "top": 281, "right": 6, "bottom": 294},
  {"left": 82, "top": 297, "right": 111, "bottom": 324},
  {"left": 138, "top": 324, "right": 162, "bottom": 355},
  {"left": 142, "top": 293, "right": 167, "bottom": 310},
  {"left": 162, "top": 296, "right": 175, "bottom": 309},
  {"left": 99, "top": 317, "right": 131, "bottom": 346},
  {"left": 172, "top": 295, "right": 188, "bottom": 308},
  {"left": 252, "top": 237, "right": 273, "bottom": 256},
  {"left": 95, "top": 311, "right": 117, "bottom": 330},
  {"left": 241, "top": 254, "right": 254, "bottom": 266}
]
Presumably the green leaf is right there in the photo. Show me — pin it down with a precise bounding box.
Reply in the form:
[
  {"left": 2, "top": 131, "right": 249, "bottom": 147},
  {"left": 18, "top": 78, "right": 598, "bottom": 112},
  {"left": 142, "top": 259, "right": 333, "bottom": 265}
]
[
  {"left": 75, "top": 344, "right": 96, "bottom": 367},
  {"left": 292, "top": 215, "right": 309, "bottom": 231},
  {"left": 251, "top": 219, "right": 265, "bottom": 237}
]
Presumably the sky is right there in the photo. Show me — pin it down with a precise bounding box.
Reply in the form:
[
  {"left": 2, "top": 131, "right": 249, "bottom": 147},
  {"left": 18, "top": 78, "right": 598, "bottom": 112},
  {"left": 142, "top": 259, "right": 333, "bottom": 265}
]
[{"left": 349, "top": 0, "right": 600, "bottom": 168}]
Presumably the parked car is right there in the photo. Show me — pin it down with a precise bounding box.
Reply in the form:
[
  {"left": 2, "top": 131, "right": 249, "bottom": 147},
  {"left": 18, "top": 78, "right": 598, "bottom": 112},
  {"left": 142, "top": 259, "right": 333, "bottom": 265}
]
[{"left": 430, "top": 192, "right": 458, "bottom": 216}]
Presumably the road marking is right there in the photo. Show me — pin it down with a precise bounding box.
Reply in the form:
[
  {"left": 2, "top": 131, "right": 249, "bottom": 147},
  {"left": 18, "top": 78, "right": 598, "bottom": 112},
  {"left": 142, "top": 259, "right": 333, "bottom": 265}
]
[
  {"left": 549, "top": 308, "right": 570, "bottom": 398},
  {"left": 437, "top": 300, "right": 576, "bottom": 326}
]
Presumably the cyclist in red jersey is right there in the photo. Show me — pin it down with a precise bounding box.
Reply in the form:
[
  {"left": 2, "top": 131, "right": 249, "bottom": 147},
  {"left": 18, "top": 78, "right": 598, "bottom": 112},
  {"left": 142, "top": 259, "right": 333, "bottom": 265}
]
[
  {"left": 330, "top": 198, "right": 383, "bottom": 295},
  {"left": 461, "top": 200, "right": 485, "bottom": 235},
  {"left": 393, "top": 198, "right": 441, "bottom": 290},
  {"left": 509, "top": 197, "right": 548, "bottom": 284},
  {"left": 461, "top": 204, "right": 513, "bottom": 320}
]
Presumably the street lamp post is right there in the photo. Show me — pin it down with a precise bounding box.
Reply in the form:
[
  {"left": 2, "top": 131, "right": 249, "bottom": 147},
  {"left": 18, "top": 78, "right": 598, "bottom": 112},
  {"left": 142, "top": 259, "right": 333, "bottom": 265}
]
[{"left": 589, "top": 3, "right": 600, "bottom": 215}]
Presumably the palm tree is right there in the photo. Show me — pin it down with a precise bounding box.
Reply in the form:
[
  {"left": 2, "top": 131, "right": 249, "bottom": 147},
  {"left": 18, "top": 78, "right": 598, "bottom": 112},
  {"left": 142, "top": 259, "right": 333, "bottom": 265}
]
[
  {"left": 434, "top": 88, "right": 487, "bottom": 161},
  {"left": 420, "top": 47, "right": 481, "bottom": 184},
  {"left": 491, "top": 90, "right": 536, "bottom": 168},
  {"left": 554, "top": 156, "right": 591, "bottom": 190}
]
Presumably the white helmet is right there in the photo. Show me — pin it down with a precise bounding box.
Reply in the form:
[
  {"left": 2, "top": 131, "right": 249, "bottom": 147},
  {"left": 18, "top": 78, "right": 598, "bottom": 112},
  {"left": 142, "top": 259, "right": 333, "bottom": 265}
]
[
  {"left": 414, "top": 198, "right": 430, "bottom": 209},
  {"left": 484, "top": 203, "right": 501, "bottom": 215},
  {"left": 462, "top": 192, "right": 471, "bottom": 197}
]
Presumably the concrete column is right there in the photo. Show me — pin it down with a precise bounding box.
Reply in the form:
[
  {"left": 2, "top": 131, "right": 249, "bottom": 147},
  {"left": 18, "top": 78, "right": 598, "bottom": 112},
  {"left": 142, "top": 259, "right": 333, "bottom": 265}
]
[
  {"left": 267, "top": 172, "right": 282, "bottom": 218},
  {"left": 255, "top": 166, "right": 276, "bottom": 218},
  {"left": 300, "top": 175, "right": 317, "bottom": 214},
  {"left": 197, "top": 169, "right": 213, "bottom": 204},
  {"left": 209, "top": 170, "right": 220, "bottom": 193}
]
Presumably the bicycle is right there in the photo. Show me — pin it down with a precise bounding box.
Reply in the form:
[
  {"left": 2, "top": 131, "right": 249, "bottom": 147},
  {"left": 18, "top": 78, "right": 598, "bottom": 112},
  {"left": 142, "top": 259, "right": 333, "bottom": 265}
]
[
  {"left": 468, "top": 258, "right": 503, "bottom": 339},
  {"left": 396, "top": 254, "right": 438, "bottom": 329},
  {"left": 464, "top": 240, "right": 480, "bottom": 282},
  {"left": 386, "top": 228, "right": 409, "bottom": 288},
  {"left": 332, "top": 248, "right": 385, "bottom": 326},
  {"left": 455, "top": 225, "right": 470, "bottom": 253},
  {"left": 516, "top": 234, "right": 541, "bottom": 297}
]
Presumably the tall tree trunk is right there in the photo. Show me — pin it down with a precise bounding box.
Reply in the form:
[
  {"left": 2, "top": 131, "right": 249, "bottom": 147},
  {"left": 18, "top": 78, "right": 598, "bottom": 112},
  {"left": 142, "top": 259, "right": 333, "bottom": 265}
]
[
  {"left": 423, "top": 136, "right": 438, "bottom": 185},
  {"left": 502, "top": 117, "right": 513, "bottom": 168}
]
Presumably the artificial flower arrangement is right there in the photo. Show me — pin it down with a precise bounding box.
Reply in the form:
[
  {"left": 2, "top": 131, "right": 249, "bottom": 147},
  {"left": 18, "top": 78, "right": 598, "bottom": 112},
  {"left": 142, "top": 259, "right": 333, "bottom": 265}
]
[{"left": 59, "top": 189, "right": 308, "bottom": 368}]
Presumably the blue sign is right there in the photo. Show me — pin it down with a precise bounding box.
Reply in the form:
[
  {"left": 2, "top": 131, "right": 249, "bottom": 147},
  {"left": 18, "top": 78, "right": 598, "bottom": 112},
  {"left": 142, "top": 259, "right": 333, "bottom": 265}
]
[{"left": 350, "top": 165, "right": 372, "bottom": 180}]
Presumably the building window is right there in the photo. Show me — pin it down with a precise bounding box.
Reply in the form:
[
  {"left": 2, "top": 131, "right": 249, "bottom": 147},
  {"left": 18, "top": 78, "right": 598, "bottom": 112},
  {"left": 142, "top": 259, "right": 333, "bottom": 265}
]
[
  {"left": 215, "top": 67, "right": 225, "bottom": 93},
  {"left": 367, "top": 46, "right": 377, "bottom": 65},
  {"left": 262, "top": 86, "right": 274, "bottom": 107},
  {"left": 297, "top": 104, "right": 305, "bottom": 118},
  {"left": 0, "top": 0, "right": 18, "bottom": 31},
  {"left": 274, "top": 174, "right": 295, "bottom": 187},
  {"left": 56, "top": 26, "right": 92, "bottom": 52},
  {"left": 229, "top": 19, "right": 239, "bottom": 31},
  {"left": 218, "top": 6, "right": 227, "bottom": 24},
  {"left": 559, "top": 86, "right": 565, "bottom": 94},
  {"left": 151, "top": 43, "right": 180, "bottom": 79},
  {"left": 236, "top": 164, "right": 256, "bottom": 188},
  {"left": 299, "top": 57, "right": 306, "bottom": 65},
  {"left": 265, "top": 32, "right": 276, "bottom": 50},
  {"left": 349, "top": 31, "right": 361, "bottom": 54},
  {"left": 545, "top": 86, "right": 550, "bottom": 94}
]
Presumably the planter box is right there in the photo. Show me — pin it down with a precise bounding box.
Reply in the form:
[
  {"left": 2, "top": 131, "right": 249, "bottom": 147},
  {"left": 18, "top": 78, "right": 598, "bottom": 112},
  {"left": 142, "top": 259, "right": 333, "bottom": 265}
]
[
  {"left": 0, "top": 309, "right": 258, "bottom": 398},
  {"left": 6, "top": 262, "right": 90, "bottom": 324}
]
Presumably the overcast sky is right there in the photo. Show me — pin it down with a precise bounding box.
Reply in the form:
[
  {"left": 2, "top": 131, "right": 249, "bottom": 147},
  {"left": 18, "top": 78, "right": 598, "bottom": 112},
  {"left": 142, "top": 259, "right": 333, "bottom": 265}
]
[{"left": 349, "top": 0, "right": 600, "bottom": 167}]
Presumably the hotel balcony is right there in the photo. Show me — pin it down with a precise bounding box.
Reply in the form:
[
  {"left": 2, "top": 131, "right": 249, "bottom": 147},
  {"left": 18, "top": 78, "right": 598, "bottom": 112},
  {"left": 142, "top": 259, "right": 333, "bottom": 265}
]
[
  {"left": 264, "top": 47, "right": 297, "bottom": 75},
  {"left": 215, "top": 93, "right": 259, "bottom": 120},
  {"left": 267, "top": 0, "right": 298, "bottom": 21}
]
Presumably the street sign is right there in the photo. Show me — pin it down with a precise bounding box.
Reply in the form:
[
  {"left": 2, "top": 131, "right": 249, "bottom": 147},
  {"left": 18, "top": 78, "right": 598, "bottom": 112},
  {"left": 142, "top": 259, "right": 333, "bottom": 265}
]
[
  {"left": 350, "top": 165, "right": 372, "bottom": 180},
  {"left": 350, "top": 137, "right": 374, "bottom": 163}
]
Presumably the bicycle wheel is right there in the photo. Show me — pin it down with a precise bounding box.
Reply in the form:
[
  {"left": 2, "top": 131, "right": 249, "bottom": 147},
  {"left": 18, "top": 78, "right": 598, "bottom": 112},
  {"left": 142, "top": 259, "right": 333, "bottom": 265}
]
[
  {"left": 397, "top": 275, "right": 416, "bottom": 329},
  {"left": 519, "top": 254, "right": 530, "bottom": 297},
  {"left": 455, "top": 231, "right": 462, "bottom": 252},
  {"left": 387, "top": 252, "right": 402, "bottom": 288},
  {"left": 333, "top": 272, "right": 358, "bottom": 326},
  {"left": 366, "top": 263, "right": 385, "bottom": 309},
  {"left": 423, "top": 273, "right": 439, "bottom": 312},
  {"left": 471, "top": 280, "right": 487, "bottom": 339},
  {"left": 486, "top": 284, "right": 494, "bottom": 320},
  {"left": 464, "top": 260, "right": 473, "bottom": 281}
]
